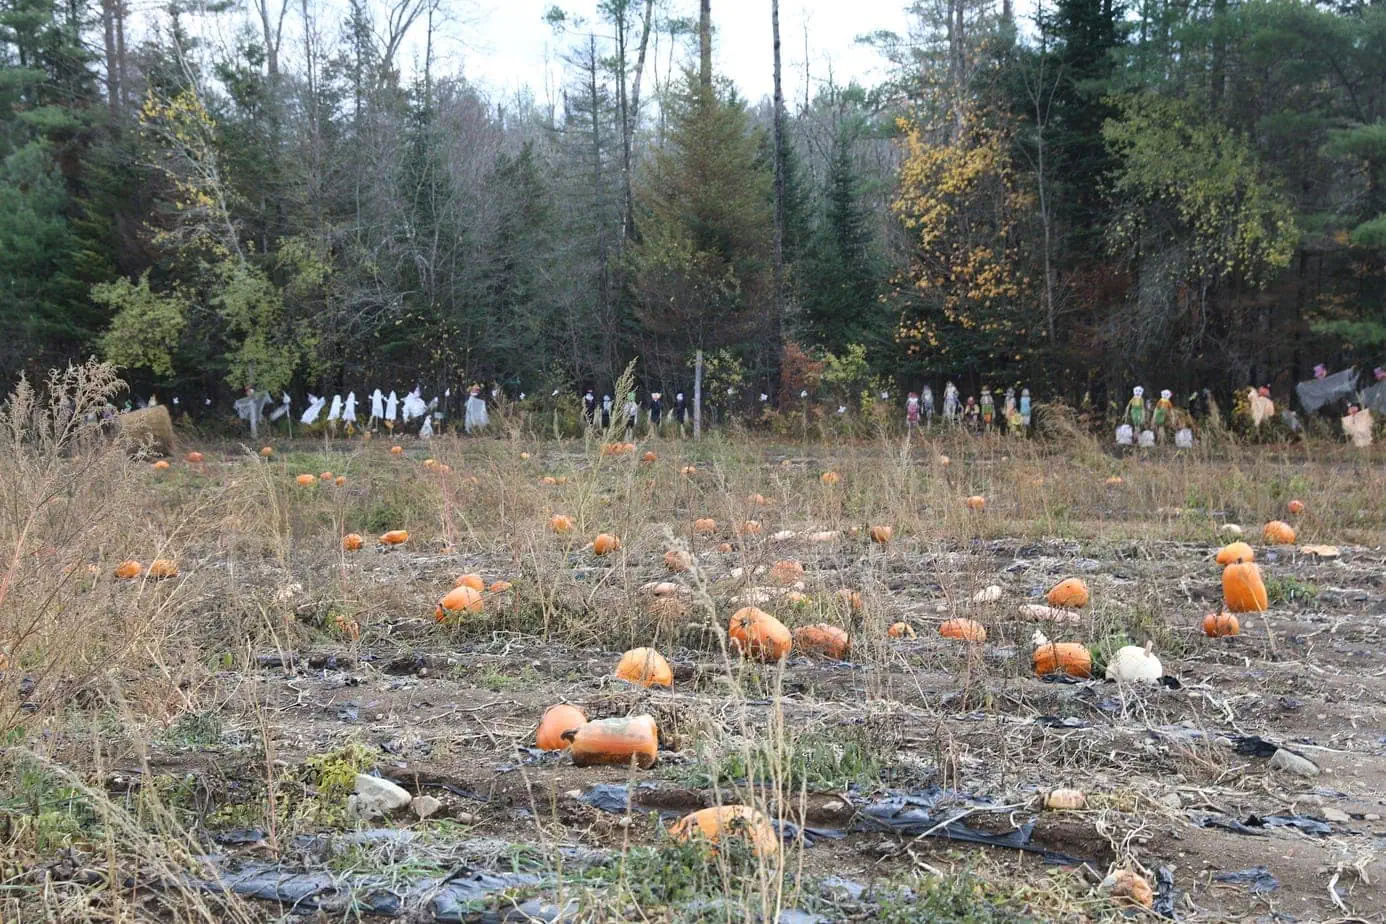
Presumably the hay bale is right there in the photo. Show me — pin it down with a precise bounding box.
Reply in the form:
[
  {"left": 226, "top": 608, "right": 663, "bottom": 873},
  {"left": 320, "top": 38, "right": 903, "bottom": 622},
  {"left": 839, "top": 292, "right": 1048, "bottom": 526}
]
[{"left": 117, "top": 405, "right": 175, "bottom": 456}]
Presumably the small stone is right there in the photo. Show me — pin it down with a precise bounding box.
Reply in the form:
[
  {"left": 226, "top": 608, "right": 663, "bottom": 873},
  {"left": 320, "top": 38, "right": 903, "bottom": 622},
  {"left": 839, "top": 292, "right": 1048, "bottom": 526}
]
[
  {"left": 1269, "top": 748, "right": 1319, "bottom": 777},
  {"left": 1322, "top": 807, "right": 1350, "bottom": 823},
  {"left": 417, "top": 667, "right": 429, "bottom": 677},
  {"left": 1160, "top": 793, "right": 1183, "bottom": 809},
  {"left": 1365, "top": 813, "right": 1379, "bottom": 821},
  {"left": 411, "top": 795, "right": 442, "bottom": 819},
  {"left": 454, "top": 810, "right": 478, "bottom": 824},
  {"left": 821, "top": 800, "right": 846, "bottom": 813},
  {"left": 352, "top": 774, "right": 412, "bottom": 816}
]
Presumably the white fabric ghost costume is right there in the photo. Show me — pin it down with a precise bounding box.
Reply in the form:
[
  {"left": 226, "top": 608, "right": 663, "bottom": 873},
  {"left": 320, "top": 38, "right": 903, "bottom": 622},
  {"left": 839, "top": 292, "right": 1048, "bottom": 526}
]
[
  {"left": 327, "top": 395, "right": 343, "bottom": 422},
  {"left": 385, "top": 391, "right": 398, "bottom": 422},
  {"left": 465, "top": 390, "right": 489, "bottom": 433},
  {"left": 269, "top": 393, "right": 292, "bottom": 421},
  {"left": 402, "top": 388, "right": 427, "bottom": 422},
  {"left": 342, "top": 392, "right": 357, "bottom": 423},
  {"left": 300, "top": 394, "right": 326, "bottom": 425},
  {"left": 370, "top": 389, "right": 385, "bottom": 422}
]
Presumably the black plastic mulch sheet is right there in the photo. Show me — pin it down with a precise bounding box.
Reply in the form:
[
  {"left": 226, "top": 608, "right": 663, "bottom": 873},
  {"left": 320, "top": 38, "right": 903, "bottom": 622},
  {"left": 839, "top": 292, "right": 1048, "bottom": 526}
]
[
  {"left": 1197, "top": 814, "right": 1334, "bottom": 837},
  {"left": 187, "top": 856, "right": 541, "bottom": 921},
  {"left": 853, "top": 793, "right": 1086, "bottom": 866},
  {"left": 1213, "top": 866, "right": 1279, "bottom": 893}
]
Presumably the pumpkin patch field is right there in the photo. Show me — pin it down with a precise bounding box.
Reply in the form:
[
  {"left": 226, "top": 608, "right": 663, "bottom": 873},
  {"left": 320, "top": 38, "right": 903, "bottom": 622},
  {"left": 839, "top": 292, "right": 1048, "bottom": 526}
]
[{"left": 5, "top": 419, "right": 1386, "bottom": 919}]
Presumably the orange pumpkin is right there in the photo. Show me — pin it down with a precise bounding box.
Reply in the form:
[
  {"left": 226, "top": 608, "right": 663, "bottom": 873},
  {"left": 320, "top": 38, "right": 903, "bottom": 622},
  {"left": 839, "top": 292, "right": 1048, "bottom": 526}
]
[
  {"left": 379, "top": 530, "right": 409, "bottom": 545},
  {"left": 148, "top": 559, "right": 179, "bottom": 579},
  {"left": 541, "top": 476, "right": 558, "bottom": 486},
  {"left": 793, "top": 624, "right": 850, "bottom": 660},
  {"left": 295, "top": 473, "right": 316, "bottom": 486},
  {"left": 1032, "top": 642, "right": 1092, "bottom": 678},
  {"left": 940, "top": 618, "right": 987, "bottom": 642},
  {"left": 114, "top": 560, "right": 142, "bottom": 580},
  {"left": 331, "top": 612, "right": 360, "bottom": 640},
  {"left": 1104, "top": 476, "right": 1124, "bottom": 486},
  {"left": 869, "top": 525, "right": 894, "bottom": 544},
  {"left": 435, "top": 585, "right": 484, "bottom": 620},
  {"left": 615, "top": 647, "right": 673, "bottom": 687},
  {"left": 455, "top": 573, "right": 485, "bottom": 592},
  {"left": 536, "top": 704, "right": 588, "bottom": 750},
  {"left": 259, "top": 446, "right": 273, "bottom": 457},
  {"left": 335, "top": 476, "right": 346, "bottom": 486},
  {"left": 769, "top": 559, "right": 804, "bottom": 585},
  {"left": 549, "top": 514, "right": 575, "bottom": 533},
  {"left": 564, "top": 715, "right": 659, "bottom": 769},
  {"left": 680, "top": 465, "right": 698, "bottom": 475},
  {"left": 1263, "top": 520, "right": 1296, "bottom": 545},
  {"left": 1046, "top": 578, "right": 1090, "bottom": 609},
  {"left": 1287, "top": 499, "right": 1305, "bottom": 515},
  {"left": 693, "top": 517, "right": 717, "bottom": 535},
  {"left": 820, "top": 471, "right": 841, "bottom": 485},
  {"left": 717, "top": 542, "right": 734, "bottom": 553},
  {"left": 1215, "top": 542, "right": 1255, "bottom": 566},
  {"left": 342, "top": 533, "right": 364, "bottom": 551},
  {"left": 966, "top": 495, "right": 986, "bottom": 511},
  {"left": 887, "top": 621, "right": 916, "bottom": 639},
  {"left": 319, "top": 471, "right": 333, "bottom": 481},
  {"left": 488, "top": 580, "right": 513, "bottom": 594},
  {"left": 593, "top": 533, "right": 621, "bottom": 556},
  {"left": 642, "top": 451, "right": 657, "bottom": 462},
  {"left": 1222, "top": 561, "right": 1268, "bottom": 613},
  {"left": 1202, "top": 611, "right": 1240, "bottom": 638},
  {"left": 390, "top": 445, "right": 404, "bottom": 455},
  {"left": 185, "top": 451, "right": 204, "bottom": 464},
  {"left": 837, "top": 589, "right": 864, "bottom": 612},
  {"left": 669, "top": 805, "right": 779, "bottom": 858},
  {"left": 728, "top": 607, "right": 792, "bottom": 662},
  {"left": 664, "top": 549, "right": 694, "bottom": 572},
  {"left": 153, "top": 460, "right": 170, "bottom": 471},
  {"left": 736, "top": 520, "right": 762, "bottom": 536}
]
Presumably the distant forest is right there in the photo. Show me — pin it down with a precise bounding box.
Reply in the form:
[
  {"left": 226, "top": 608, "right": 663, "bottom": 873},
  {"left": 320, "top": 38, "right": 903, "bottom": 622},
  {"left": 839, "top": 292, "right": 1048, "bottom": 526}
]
[{"left": 2, "top": 0, "right": 1385, "bottom": 412}]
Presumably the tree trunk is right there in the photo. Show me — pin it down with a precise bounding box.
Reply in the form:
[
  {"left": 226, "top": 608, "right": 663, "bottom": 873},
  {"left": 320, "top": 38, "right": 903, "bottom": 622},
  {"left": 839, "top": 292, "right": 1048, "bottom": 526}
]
[
  {"left": 114, "top": 0, "right": 127, "bottom": 109},
  {"left": 624, "top": 0, "right": 655, "bottom": 241},
  {"left": 101, "top": 0, "right": 119, "bottom": 115},
  {"left": 693, "top": 350, "right": 703, "bottom": 440},
  {"left": 771, "top": 0, "right": 786, "bottom": 346},
  {"left": 615, "top": 12, "right": 631, "bottom": 243},
  {"left": 699, "top": 0, "right": 712, "bottom": 91}
]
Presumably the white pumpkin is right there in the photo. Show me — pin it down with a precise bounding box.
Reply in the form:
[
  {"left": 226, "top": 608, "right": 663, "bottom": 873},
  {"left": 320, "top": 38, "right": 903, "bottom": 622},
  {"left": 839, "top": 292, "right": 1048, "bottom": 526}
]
[
  {"left": 1105, "top": 641, "right": 1164, "bottom": 683},
  {"left": 770, "top": 530, "right": 797, "bottom": 543},
  {"left": 972, "top": 585, "right": 1003, "bottom": 604},
  {"left": 1220, "top": 524, "right": 1243, "bottom": 537}
]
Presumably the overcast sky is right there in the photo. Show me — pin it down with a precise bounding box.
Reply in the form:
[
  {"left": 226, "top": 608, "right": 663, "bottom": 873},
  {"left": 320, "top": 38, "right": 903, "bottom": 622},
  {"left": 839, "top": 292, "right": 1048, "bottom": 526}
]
[{"left": 445, "top": 0, "right": 913, "bottom": 104}]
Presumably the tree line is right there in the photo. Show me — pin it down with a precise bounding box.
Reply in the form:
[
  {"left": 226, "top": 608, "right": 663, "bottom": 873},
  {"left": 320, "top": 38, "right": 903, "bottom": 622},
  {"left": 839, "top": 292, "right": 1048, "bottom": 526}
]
[{"left": 2, "top": 0, "right": 1383, "bottom": 413}]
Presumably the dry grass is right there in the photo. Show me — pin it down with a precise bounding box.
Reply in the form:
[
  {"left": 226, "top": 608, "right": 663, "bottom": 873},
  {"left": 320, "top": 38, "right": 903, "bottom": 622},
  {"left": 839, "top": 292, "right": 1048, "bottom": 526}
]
[{"left": 2, "top": 361, "right": 1384, "bottom": 921}]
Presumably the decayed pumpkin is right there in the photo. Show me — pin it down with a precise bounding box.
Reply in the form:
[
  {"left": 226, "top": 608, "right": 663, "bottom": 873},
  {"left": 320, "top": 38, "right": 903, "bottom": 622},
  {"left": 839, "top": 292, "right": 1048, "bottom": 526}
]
[
  {"left": 259, "top": 446, "right": 273, "bottom": 457},
  {"left": 642, "top": 451, "right": 657, "bottom": 462},
  {"left": 114, "top": 560, "right": 142, "bottom": 580},
  {"left": 148, "top": 559, "right": 179, "bottom": 579},
  {"left": 1043, "top": 788, "right": 1086, "bottom": 810},
  {"left": 736, "top": 520, "right": 762, "bottom": 536},
  {"left": 966, "top": 495, "right": 986, "bottom": 511},
  {"left": 887, "top": 621, "right": 916, "bottom": 639},
  {"left": 1202, "top": 611, "right": 1240, "bottom": 638},
  {"left": 669, "top": 805, "right": 779, "bottom": 858},
  {"left": 728, "top": 607, "right": 792, "bottom": 662},
  {"left": 820, "top": 471, "right": 842, "bottom": 486},
  {"left": 793, "top": 624, "right": 850, "bottom": 660},
  {"left": 1101, "top": 870, "right": 1153, "bottom": 909},
  {"left": 1032, "top": 642, "right": 1092, "bottom": 678},
  {"left": 1215, "top": 541, "right": 1255, "bottom": 565},
  {"left": 1222, "top": 561, "right": 1268, "bottom": 613},
  {"left": 379, "top": 530, "right": 409, "bottom": 545},
  {"left": 488, "top": 580, "right": 513, "bottom": 594},
  {"left": 1045, "top": 578, "right": 1090, "bottom": 609},
  {"left": 536, "top": 704, "right": 588, "bottom": 750},
  {"left": 455, "top": 573, "right": 485, "bottom": 592},
  {"left": 295, "top": 473, "right": 316, "bottom": 486},
  {"left": 614, "top": 647, "right": 673, "bottom": 687},
  {"left": 563, "top": 714, "right": 659, "bottom": 768},
  {"left": 1263, "top": 520, "right": 1296, "bottom": 545},
  {"left": 939, "top": 618, "right": 987, "bottom": 642},
  {"left": 549, "top": 514, "right": 575, "bottom": 533},
  {"left": 186, "top": 451, "right": 204, "bottom": 464},
  {"left": 390, "top": 445, "right": 404, "bottom": 455},
  {"left": 593, "top": 533, "right": 622, "bottom": 555},
  {"left": 331, "top": 612, "right": 360, "bottom": 640},
  {"left": 769, "top": 559, "right": 804, "bottom": 585},
  {"left": 153, "top": 460, "right": 170, "bottom": 471},
  {"left": 436, "top": 586, "right": 484, "bottom": 620},
  {"left": 342, "top": 533, "right": 364, "bottom": 551},
  {"left": 1287, "top": 499, "right": 1305, "bottom": 515},
  {"left": 693, "top": 517, "right": 717, "bottom": 534},
  {"left": 837, "top": 588, "right": 864, "bottom": 612},
  {"left": 664, "top": 549, "right": 694, "bottom": 572},
  {"left": 869, "top": 525, "right": 894, "bottom": 544}
]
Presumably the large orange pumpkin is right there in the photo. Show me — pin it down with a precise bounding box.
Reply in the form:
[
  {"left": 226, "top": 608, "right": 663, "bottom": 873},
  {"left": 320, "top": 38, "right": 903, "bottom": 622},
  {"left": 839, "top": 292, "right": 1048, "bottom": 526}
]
[
  {"left": 1032, "top": 642, "right": 1092, "bottom": 678},
  {"left": 455, "top": 574, "right": 485, "bottom": 592},
  {"left": 148, "top": 559, "right": 179, "bottom": 579},
  {"left": 869, "top": 525, "right": 894, "bottom": 544},
  {"left": 436, "top": 586, "right": 484, "bottom": 620},
  {"left": 615, "top": 647, "right": 673, "bottom": 687},
  {"left": 728, "top": 607, "right": 792, "bottom": 662},
  {"left": 549, "top": 514, "right": 575, "bottom": 533},
  {"left": 593, "top": 533, "right": 622, "bottom": 555},
  {"left": 669, "top": 805, "right": 779, "bottom": 858},
  {"left": 390, "top": 445, "right": 404, "bottom": 455},
  {"left": 769, "top": 560, "right": 804, "bottom": 585},
  {"left": 939, "top": 618, "right": 987, "bottom": 642},
  {"left": 793, "top": 624, "right": 850, "bottom": 660},
  {"left": 642, "top": 451, "right": 657, "bottom": 462},
  {"left": 380, "top": 530, "right": 409, "bottom": 545},
  {"left": 152, "top": 460, "right": 170, "bottom": 471},
  {"left": 185, "top": 451, "right": 204, "bottom": 464},
  {"left": 1222, "top": 561, "right": 1268, "bottom": 613},
  {"left": 1202, "top": 611, "right": 1241, "bottom": 638},
  {"left": 693, "top": 517, "right": 717, "bottom": 535},
  {"left": 820, "top": 471, "right": 841, "bottom": 485},
  {"left": 966, "top": 495, "right": 986, "bottom": 511},
  {"left": 342, "top": 533, "right": 364, "bottom": 551},
  {"left": 536, "top": 704, "right": 588, "bottom": 751},
  {"left": 1263, "top": 520, "right": 1296, "bottom": 545},
  {"left": 1046, "top": 578, "right": 1090, "bottom": 609},
  {"left": 114, "top": 560, "right": 142, "bottom": 580},
  {"left": 564, "top": 715, "right": 659, "bottom": 768},
  {"left": 295, "top": 473, "right": 316, "bottom": 486},
  {"left": 1215, "top": 542, "right": 1255, "bottom": 566}
]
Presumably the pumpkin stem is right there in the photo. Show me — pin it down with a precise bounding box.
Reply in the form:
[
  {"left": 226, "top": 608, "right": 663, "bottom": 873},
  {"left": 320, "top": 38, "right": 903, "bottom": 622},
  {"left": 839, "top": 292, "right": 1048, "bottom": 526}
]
[{"left": 561, "top": 728, "right": 578, "bottom": 743}]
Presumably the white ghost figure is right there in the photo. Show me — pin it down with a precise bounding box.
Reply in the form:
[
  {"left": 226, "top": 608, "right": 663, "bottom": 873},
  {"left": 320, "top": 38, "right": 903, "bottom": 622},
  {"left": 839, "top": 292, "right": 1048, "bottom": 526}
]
[
  {"left": 402, "top": 388, "right": 427, "bottom": 422},
  {"left": 1138, "top": 429, "right": 1156, "bottom": 447},
  {"left": 1175, "top": 428, "right": 1193, "bottom": 448},
  {"left": 385, "top": 391, "right": 398, "bottom": 421},
  {"left": 370, "top": 389, "right": 384, "bottom": 420},
  {"left": 800, "top": 390, "right": 808, "bottom": 399},
  {"left": 1116, "top": 424, "right": 1134, "bottom": 446},
  {"left": 420, "top": 416, "right": 433, "bottom": 439},
  {"left": 300, "top": 394, "right": 326, "bottom": 425},
  {"left": 327, "top": 395, "right": 343, "bottom": 421},
  {"left": 343, "top": 392, "right": 357, "bottom": 423},
  {"left": 269, "top": 393, "right": 292, "bottom": 421}
]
